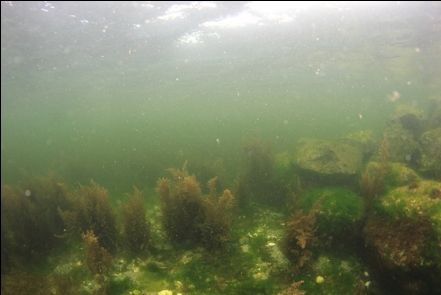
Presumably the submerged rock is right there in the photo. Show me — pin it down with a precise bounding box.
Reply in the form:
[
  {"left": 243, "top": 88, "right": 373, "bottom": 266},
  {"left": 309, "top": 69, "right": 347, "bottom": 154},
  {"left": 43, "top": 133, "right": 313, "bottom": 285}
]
[
  {"left": 427, "top": 98, "right": 441, "bottom": 130},
  {"left": 363, "top": 162, "right": 421, "bottom": 189},
  {"left": 294, "top": 138, "right": 362, "bottom": 183},
  {"left": 338, "top": 129, "right": 376, "bottom": 158},
  {"left": 389, "top": 104, "right": 425, "bottom": 139},
  {"left": 416, "top": 128, "right": 441, "bottom": 177},
  {"left": 301, "top": 187, "right": 364, "bottom": 242},
  {"left": 383, "top": 123, "right": 419, "bottom": 163},
  {"left": 364, "top": 180, "right": 441, "bottom": 293}
]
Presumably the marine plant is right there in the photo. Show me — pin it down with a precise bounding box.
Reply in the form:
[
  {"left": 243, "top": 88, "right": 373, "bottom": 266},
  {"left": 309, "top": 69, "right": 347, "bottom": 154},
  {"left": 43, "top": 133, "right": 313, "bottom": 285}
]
[
  {"left": 156, "top": 162, "right": 205, "bottom": 245},
  {"left": 120, "top": 187, "right": 150, "bottom": 254},
  {"left": 82, "top": 230, "right": 113, "bottom": 294},
  {"left": 1, "top": 184, "right": 35, "bottom": 271},
  {"left": 1, "top": 173, "right": 70, "bottom": 272},
  {"left": 21, "top": 171, "right": 71, "bottom": 237},
  {"left": 156, "top": 161, "right": 236, "bottom": 250},
  {"left": 58, "top": 180, "right": 117, "bottom": 252},
  {"left": 283, "top": 196, "right": 323, "bottom": 273},
  {"left": 200, "top": 182, "right": 236, "bottom": 250}
]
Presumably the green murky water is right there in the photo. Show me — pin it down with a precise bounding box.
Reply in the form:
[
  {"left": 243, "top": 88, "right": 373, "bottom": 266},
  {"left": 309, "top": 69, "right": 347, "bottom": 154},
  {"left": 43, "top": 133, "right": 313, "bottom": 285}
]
[{"left": 1, "top": 2, "right": 440, "bottom": 295}]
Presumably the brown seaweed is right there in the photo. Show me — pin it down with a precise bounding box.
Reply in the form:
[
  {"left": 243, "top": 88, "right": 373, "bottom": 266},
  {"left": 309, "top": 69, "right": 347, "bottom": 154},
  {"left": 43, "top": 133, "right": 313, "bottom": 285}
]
[
  {"left": 58, "top": 180, "right": 117, "bottom": 252},
  {"left": 283, "top": 196, "right": 322, "bottom": 273},
  {"left": 156, "top": 161, "right": 236, "bottom": 250},
  {"left": 1, "top": 173, "right": 70, "bottom": 272},
  {"left": 120, "top": 187, "right": 150, "bottom": 254},
  {"left": 82, "top": 230, "right": 112, "bottom": 294}
]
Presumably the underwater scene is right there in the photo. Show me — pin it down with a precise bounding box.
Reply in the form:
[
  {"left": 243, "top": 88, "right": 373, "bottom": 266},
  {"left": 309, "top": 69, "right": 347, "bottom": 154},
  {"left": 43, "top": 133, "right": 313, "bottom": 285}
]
[{"left": 1, "top": 2, "right": 441, "bottom": 295}]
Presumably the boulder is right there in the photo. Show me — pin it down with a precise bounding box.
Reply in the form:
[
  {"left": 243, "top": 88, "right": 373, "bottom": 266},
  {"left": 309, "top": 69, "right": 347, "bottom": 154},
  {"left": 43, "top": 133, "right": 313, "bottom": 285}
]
[
  {"left": 364, "top": 162, "right": 421, "bottom": 188},
  {"left": 383, "top": 123, "right": 419, "bottom": 163},
  {"left": 294, "top": 138, "right": 362, "bottom": 183},
  {"left": 338, "top": 129, "right": 376, "bottom": 158},
  {"left": 364, "top": 180, "right": 441, "bottom": 293},
  {"left": 427, "top": 96, "right": 441, "bottom": 130},
  {"left": 389, "top": 104, "right": 425, "bottom": 139},
  {"left": 417, "top": 128, "right": 441, "bottom": 177}
]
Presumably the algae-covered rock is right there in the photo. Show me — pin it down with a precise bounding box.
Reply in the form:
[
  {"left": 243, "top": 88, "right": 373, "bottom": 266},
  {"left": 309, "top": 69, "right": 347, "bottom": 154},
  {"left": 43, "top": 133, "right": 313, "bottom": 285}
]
[
  {"left": 427, "top": 99, "right": 441, "bottom": 130},
  {"left": 388, "top": 163, "right": 421, "bottom": 187},
  {"left": 301, "top": 187, "right": 363, "bottom": 238},
  {"left": 417, "top": 128, "right": 441, "bottom": 175},
  {"left": 338, "top": 130, "right": 376, "bottom": 157},
  {"left": 374, "top": 180, "right": 441, "bottom": 226},
  {"left": 294, "top": 138, "right": 362, "bottom": 182},
  {"left": 364, "top": 180, "right": 441, "bottom": 293},
  {"left": 383, "top": 123, "right": 419, "bottom": 163},
  {"left": 366, "top": 180, "right": 441, "bottom": 269},
  {"left": 363, "top": 162, "right": 421, "bottom": 189},
  {"left": 389, "top": 104, "right": 425, "bottom": 138}
]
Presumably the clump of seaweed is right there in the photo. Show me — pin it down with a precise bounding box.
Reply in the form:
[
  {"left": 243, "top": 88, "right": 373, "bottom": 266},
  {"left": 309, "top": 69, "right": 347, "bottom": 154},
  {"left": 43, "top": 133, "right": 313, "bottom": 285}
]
[
  {"left": 82, "top": 230, "right": 112, "bottom": 294},
  {"left": 283, "top": 196, "right": 323, "bottom": 273},
  {"left": 360, "top": 134, "right": 390, "bottom": 207},
  {"left": 21, "top": 171, "right": 71, "bottom": 237},
  {"left": 1, "top": 173, "right": 70, "bottom": 272},
  {"left": 157, "top": 162, "right": 205, "bottom": 245},
  {"left": 58, "top": 180, "right": 117, "bottom": 252},
  {"left": 201, "top": 182, "right": 236, "bottom": 250},
  {"left": 1, "top": 184, "right": 35, "bottom": 271},
  {"left": 156, "top": 161, "right": 236, "bottom": 250},
  {"left": 120, "top": 187, "right": 150, "bottom": 254}
]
